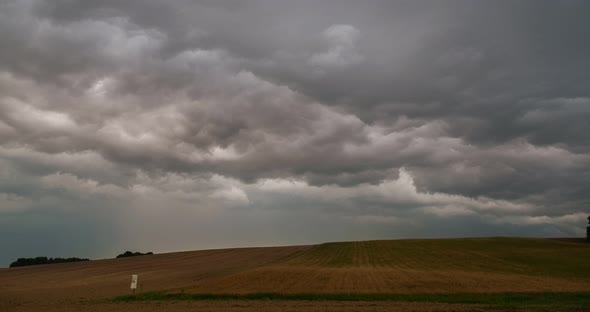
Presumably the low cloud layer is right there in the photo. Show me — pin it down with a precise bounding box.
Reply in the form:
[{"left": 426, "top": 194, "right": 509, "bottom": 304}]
[{"left": 1, "top": 0, "right": 589, "bottom": 266}]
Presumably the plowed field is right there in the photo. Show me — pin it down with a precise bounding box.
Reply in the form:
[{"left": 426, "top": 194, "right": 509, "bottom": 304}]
[
  {"left": 188, "top": 238, "right": 590, "bottom": 294},
  {"left": 2, "top": 237, "right": 590, "bottom": 311}
]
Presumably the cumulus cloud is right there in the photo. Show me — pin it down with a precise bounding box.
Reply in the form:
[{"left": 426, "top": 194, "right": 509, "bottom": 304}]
[
  {"left": 0, "top": 0, "right": 589, "bottom": 266},
  {"left": 251, "top": 168, "right": 535, "bottom": 217},
  {"left": 310, "top": 24, "right": 363, "bottom": 68}
]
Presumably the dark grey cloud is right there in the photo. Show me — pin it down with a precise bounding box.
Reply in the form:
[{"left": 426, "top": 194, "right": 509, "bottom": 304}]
[{"left": 1, "top": 0, "right": 589, "bottom": 266}]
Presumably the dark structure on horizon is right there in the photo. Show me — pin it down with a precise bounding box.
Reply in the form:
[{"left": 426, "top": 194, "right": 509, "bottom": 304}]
[{"left": 587, "top": 216, "right": 590, "bottom": 242}]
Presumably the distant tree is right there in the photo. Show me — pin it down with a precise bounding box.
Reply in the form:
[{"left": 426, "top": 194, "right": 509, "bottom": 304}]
[
  {"left": 116, "top": 251, "right": 154, "bottom": 258},
  {"left": 586, "top": 215, "right": 590, "bottom": 242},
  {"left": 9, "top": 257, "right": 90, "bottom": 268}
]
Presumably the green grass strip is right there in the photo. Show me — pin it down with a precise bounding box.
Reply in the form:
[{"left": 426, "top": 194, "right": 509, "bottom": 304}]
[{"left": 113, "top": 291, "right": 590, "bottom": 306}]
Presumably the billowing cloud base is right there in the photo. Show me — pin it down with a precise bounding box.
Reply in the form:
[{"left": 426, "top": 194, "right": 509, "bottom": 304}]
[{"left": 1, "top": 0, "right": 589, "bottom": 266}]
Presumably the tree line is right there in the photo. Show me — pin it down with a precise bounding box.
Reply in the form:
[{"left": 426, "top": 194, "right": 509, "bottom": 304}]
[
  {"left": 9, "top": 251, "right": 154, "bottom": 267},
  {"left": 116, "top": 251, "right": 154, "bottom": 258},
  {"left": 9, "top": 257, "right": 90, "bottom": 268}
]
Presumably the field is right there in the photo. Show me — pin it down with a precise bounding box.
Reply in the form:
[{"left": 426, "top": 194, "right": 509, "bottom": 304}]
[{"left": 2, "top": 237, "right": 590, "bottom": 311}]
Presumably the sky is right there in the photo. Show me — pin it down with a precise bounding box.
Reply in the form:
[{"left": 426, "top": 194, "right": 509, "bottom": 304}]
[{"left": 1, "top": 0, "right": 589, "bottom": 267}]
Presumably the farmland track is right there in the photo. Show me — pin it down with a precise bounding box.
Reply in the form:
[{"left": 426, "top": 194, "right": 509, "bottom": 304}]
[{"left": 2, "top": 300, "right": 493, "bottom": 312}]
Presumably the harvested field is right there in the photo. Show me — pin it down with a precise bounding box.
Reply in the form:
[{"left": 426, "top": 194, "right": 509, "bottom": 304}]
[
  {"left": 1, "top": 237, "right": 590, "bottom": 311},
  {"left": 188, "top": 238, "right": 590, "bottom": 294},
  {"left": 0, "top": 245, "right": 309, "bottom": 302}
]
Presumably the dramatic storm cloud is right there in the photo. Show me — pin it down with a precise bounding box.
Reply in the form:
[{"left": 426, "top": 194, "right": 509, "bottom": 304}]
[{"left": 1, "top": 0, "right": 589, "bottom": 266}]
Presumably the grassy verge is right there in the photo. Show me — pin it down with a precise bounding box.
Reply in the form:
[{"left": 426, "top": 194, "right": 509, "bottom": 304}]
[{"left": 114, "top": 291, "right": 590, "bottom": 307}]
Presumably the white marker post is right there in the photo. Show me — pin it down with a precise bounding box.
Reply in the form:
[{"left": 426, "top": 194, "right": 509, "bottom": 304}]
[{"left": 130, "top": 274, "right": 138, "bottom": 294}]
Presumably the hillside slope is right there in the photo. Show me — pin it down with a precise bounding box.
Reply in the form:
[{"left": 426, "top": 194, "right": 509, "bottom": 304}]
[
  {"left": 1, "top": 237, "right": 590, "bottom": 304},
  {"left": 187, "top": 238, "right": 590, "bottom": 294},
  {"left": 0, "top": 245, "right": 309, "bottom": 302}
]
